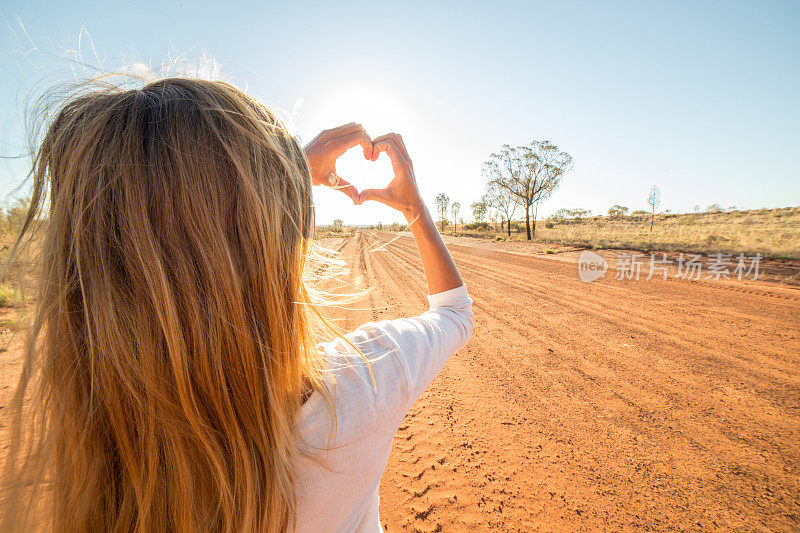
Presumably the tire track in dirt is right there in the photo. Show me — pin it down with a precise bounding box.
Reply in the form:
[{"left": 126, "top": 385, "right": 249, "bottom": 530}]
[
  {"left": 326, "top": 231, "right": 800, "bottom": 532},
  {"left": 388, "top": 233, "right": 800, "bottom": 437},
  {"left": 379, "top": 232, "right": 800, "bottom": 463},
  {"left": 385, "top": 233, "right": 800, "bottom": 394},
  {"left": 394, "top": 235, "right": 798, "bottom": 359}
]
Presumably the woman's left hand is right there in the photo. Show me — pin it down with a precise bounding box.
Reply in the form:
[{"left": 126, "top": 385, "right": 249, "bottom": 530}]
[{"left": 304, "top": 123, "right": 374, "bottom": 203}]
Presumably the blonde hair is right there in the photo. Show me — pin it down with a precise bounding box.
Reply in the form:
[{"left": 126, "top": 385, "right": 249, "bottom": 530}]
[{"left": 1, "top": 77, "right": 338, "bottom": 532}]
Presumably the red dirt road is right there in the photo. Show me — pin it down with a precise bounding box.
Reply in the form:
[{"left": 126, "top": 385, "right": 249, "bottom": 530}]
[
  {"left": 1, "top": 230, "right": 798, "bottom": 531},
  {"left": 326, "top": 231, "right": 800, "bottom": 532}
]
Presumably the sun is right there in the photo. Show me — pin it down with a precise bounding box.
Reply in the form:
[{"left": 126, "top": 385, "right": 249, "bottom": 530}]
[{"left": 296, "top": 82, "right": 423, "bottom": 224}]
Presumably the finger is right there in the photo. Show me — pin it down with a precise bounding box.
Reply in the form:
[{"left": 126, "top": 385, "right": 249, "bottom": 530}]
[
  {"left": 357, "top": 188, "right": 390, "bottom": 205},
  {"left": 321, "top": 122, "right": 357, "bottom": 137},
  {"left": 305, "top": 123, "right": 354, "bottom": 148},
  {"left": 388, "top": 133, "right": 409, "bottom": 158},
  {"left": 321, "top": 122, "right": 365, "bottom": 143},
  {"left": 327, "top": 173, "right": 360, "bottom": 203},
  {"left": 327, "top": 127, "right": 374, "bottom": 159},
  {"left": 372, "top": 139, "right": 409, "bottom": 173},
  {"left": 372, "top": 133, "right": 410, "bottom": 162}
]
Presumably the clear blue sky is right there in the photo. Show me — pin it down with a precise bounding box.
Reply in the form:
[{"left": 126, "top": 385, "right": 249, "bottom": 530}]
[{"left": 1, "top": 1, "right": 798, "bottom": 224}]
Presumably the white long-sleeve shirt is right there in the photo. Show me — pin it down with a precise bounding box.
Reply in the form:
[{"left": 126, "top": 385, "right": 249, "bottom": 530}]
[{"left": 291, "top": 284, "right": 474, "bottom": 532}]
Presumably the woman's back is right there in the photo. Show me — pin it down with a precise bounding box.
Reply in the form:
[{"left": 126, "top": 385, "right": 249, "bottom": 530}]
[
  {"left": 0, "top": 76, "right": 472, "bottom": 532},
  {"left": 294, "top": 287, "right": 472, "bottom": 532}
]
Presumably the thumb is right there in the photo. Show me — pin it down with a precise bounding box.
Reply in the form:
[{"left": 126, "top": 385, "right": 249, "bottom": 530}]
[{"left": 357, "top": 188, "right": 389, "bottom": 205}]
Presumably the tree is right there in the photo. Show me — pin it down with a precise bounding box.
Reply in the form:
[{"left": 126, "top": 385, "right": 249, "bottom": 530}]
[
  {"left": 647, "top": 185, "right": 661, "bottom": 232},
  {"left": 4, "top": 197, "right": 30, "bottom": 235},
  {"left": 484, "top": 180, "right": 519, "bottom": 236},
  {"left": 435, "top": 193, "right": 450, "bottom": 233},
  {"left": 707, "top": 204, "right": 722, "bottom": 213},
  {"left": 332, "top": 218, "right": 343, "bottom": 232},
  {"left": 483, "top": 141, "right": 572, "bottom": 240},
  {"left": 608, "top": 205, "right": 629, "bottom": 219},
  {"left": 470, "top": 200, "right": 487, "bottom": 223},
  {"left": 450, "top": 202, "right": 461, "bottom": 232},
  {"left": 551, "top": 208, "right": 569, "bottom": 222}
]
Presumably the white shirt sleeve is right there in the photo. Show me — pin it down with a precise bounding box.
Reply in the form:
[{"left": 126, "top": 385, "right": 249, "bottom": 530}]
[
  {"left": 337, "top": 284, "right": 473, "bottom": 429},
  {"left": 294, "top": 286, "right": 472, "bottom": 533}
]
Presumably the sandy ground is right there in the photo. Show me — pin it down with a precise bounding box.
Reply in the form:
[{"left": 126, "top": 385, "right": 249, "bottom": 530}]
[
  {"left": 322, "top": 231, "right": 800, "bottom": 532},
  {"left": 1, "top": 231, "right": 798, "bottom": 531}
]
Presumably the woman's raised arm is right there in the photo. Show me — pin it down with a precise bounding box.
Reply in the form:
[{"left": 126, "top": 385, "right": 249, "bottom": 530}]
[
  {"left": 304, "top": 124, "right": 463, "bottom": 295},
  {"left": 357, "top": 133, "right": 463, "bottom": 296}
]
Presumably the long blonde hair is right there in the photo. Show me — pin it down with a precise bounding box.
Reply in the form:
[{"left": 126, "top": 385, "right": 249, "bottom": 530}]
[{"left": 1, "top": 77, "right": 336, "bottom": 532}]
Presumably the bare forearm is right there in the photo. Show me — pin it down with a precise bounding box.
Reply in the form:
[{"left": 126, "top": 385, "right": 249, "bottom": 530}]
[
  {"left": 309, "top": 126, "right": 463, "bottom": 294},
  {"left": 404, "top": 203, "right": 463, "bottom": 295}
]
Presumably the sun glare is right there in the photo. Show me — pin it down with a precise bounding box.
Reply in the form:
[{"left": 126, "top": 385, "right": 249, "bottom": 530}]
[
  {"left": 310, "top": 83, "right": 416, "bottom": 136},
  {"left": 302, "top": 83, "right": 419, "bottom": 224}
]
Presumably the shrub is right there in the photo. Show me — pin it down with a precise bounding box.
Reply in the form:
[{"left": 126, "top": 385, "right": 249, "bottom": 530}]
[
  {"left": 0, "top": 284, "right": 15, "bottom": 308},
  {"left": 463, "top": 222, "right": 491, "bottom": 231},
  {"left": 387, "top": 222, "right": 407, "bottom": 232}
]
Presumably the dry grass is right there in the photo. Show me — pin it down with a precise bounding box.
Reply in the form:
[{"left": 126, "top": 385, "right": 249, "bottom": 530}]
[
  {"left": 460, "top": 207, "right": 800, "bottom": 259},
  {"left": 0, "top": 201, "right": 40, "bottom": 354}
]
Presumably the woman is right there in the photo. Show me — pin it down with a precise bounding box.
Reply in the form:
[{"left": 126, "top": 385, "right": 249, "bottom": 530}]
[{"left": 1, "top": 77, "right": 472, "bottom": 532}]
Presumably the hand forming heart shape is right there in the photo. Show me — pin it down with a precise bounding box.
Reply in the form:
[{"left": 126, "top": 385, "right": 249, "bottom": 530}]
[{"left": 304, "top": 123, "right": 423, "bottom": 218}]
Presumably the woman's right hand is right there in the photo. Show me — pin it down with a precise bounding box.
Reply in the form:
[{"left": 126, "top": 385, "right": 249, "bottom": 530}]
[{"left": 356, "top": 133, "right": 425, "bottom": 221}]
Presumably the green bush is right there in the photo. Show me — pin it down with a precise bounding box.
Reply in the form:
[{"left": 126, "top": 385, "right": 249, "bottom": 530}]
[
  {"left": 463, "top": 222, "right": 491, "bottom": 231},
  {"left": 0, "top": 284, "right": 15, "bottom": 308}
]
